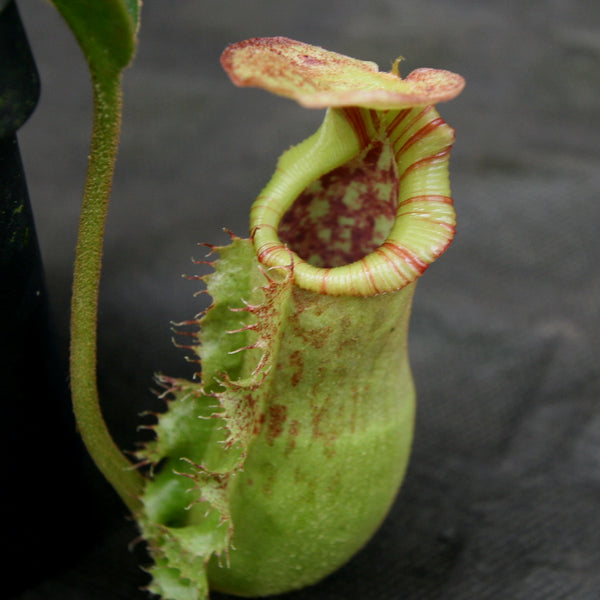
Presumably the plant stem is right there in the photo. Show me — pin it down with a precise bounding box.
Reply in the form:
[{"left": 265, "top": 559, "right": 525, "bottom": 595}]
[{"left": 70, "top": 72, "right": 143, "bottom": 515}]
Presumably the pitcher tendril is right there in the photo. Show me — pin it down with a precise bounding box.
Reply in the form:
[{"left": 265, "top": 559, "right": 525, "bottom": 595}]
[{"left": 136, "top": 37, "right": 464, "bottom": 600}]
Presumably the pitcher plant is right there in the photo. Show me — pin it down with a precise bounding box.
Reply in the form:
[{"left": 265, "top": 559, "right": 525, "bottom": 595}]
[{"left": 135, "top": 38, "right": 464, "bottom": 599}]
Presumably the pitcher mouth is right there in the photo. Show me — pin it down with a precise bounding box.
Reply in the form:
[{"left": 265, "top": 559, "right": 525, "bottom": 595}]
[{"left": 250, "top": 105, "right": 457, "bottom": 296}]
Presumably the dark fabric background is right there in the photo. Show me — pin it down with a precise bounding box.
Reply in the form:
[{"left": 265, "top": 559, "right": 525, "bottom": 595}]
[{"left": 12, "top": 0, "right": 600, "bottom": 598}]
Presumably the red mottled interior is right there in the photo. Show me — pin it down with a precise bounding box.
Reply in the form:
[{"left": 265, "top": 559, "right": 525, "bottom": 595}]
[{"left": 278, "top": 140, "right": 398, "bottom": 267}]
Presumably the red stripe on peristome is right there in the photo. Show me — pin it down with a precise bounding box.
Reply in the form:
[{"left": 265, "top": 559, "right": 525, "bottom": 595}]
[
  {"left": 396, "top": 195, "right": 456, "bottom": 233},
  {"left": 389, "top": 106, "right": 432, "bottom": 149},
  {"left": 360, "top": 257, "right": 380, "bottom": 295},
  {"left": 252, "top": 223, "right": 278, "bottom": 234},
  {"left": 320, "top": 268, "right": 331, "bottom": 294},
  {"left": 342, "top": 107, "right": 371, "bottom": 148},
  {"left": 250, "top": 199, "right": 282, "bottom": 217},
  {"left": 381, "top": 241, "right": 428, "bottom": 274},
  {"left": 374, "top": 247, "right": 410, "bottom": 285},
  {"left": 398, "top": 194, "right": 453, "bottom": 207},
  {"left": 431, "top": 236, "right": 453, "bottom": 259},
  {"left": 257, "top": 243, "right": 284, "bottom": 264},
  {"left": 395, "top": 117, "right": 446, "bottom": 161},
  {"left": 385, "top": 108, "right": 411, "bottom": 137},
  {"left": 436, "top": 222, "right": 456, "bottom": 234},
  {"left": 250, "top": 223, "right": 282, "bottom": 246},
  {"left": 368, "top": 109, "right": 381, "bottom": 131},
  {"left": 398, "top": 147, "right": 451, "bottom": 183}
]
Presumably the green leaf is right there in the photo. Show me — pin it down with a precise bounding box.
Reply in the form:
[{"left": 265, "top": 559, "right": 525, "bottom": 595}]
[
  {"left": 121, "top": 0, "right": 140, "bottom": 26},
  {"left": 50, "top": 0, "right": 140, "bottom": 77}
]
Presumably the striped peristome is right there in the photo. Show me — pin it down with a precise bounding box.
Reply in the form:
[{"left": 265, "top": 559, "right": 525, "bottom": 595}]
[{"left": 251, "top": 103, "right": 457, "bottom": 295}]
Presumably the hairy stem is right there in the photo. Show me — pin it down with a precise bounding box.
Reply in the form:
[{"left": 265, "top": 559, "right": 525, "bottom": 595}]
[{"left": 70, "top": 73, "right": 143, "bottom": 514}]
